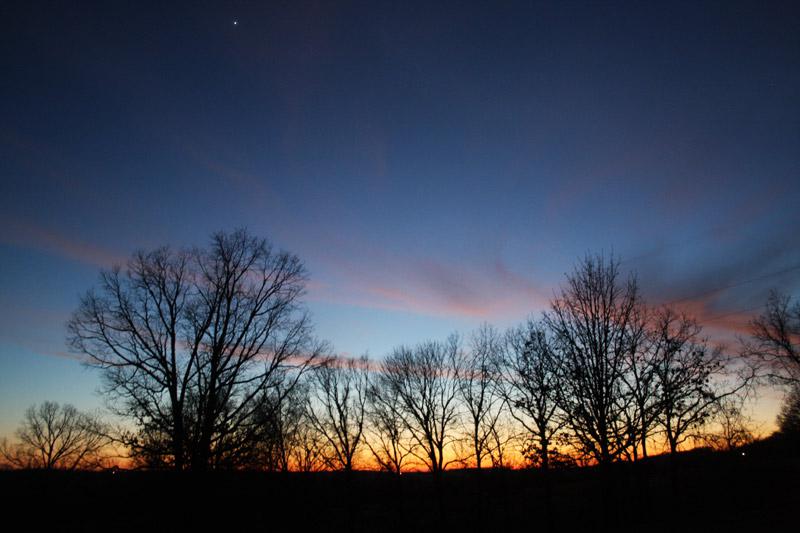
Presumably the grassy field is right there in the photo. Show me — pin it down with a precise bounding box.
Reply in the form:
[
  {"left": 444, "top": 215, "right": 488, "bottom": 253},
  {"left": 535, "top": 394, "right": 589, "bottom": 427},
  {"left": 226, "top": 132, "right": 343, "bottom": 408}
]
[{"left": 1, "top": 436, "right": 797, "bottom": 532}]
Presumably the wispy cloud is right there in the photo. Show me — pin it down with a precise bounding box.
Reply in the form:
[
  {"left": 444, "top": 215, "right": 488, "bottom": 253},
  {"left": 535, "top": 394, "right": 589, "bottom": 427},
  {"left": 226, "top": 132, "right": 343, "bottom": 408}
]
[
  {"left": 633, "top": 229, "right": 800, "bottom": 341},
  {"left": 305, "top": 223, "right": 799, "bottom": 347},
  {"left": 0, "top": 217, "right": 125, "bottom": 267},
  {"left": 308, "top": 250, "right": 551, "bottom": 321},
  {"left": 171, "top": 134, "right": 279, "bottom": 208}
]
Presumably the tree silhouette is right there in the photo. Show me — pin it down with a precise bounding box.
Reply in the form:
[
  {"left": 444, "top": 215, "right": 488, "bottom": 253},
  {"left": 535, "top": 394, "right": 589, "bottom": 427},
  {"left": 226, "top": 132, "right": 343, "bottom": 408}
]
[
  {"left": 496, "top": 319, "right": 563, "bottom": 471},
  {"left": 619, "top": 304, "right": 657, "bottom": 460},
  {"left": 544, "top": 254, "right": 640, "bottom": 464},
  {"left": 290, "top": 417, "right": 327, "bottom": 472},
  {"left": 365, "top": 376, "right": 414, "bottom": 474},
  {"left": 745, "top": 290, "right": 800, "bottom": 385},
  {"left": 458, "top": 324, "right": 504, "bottom": 470},
  {"left": 254, "top": 381, "right": 310, "bottom": 472},
  {"left": 650, "top": 308, "right": 748, "bottom": 454},
  {"left": 68, "top": 245, "right": 193, "bottom": 468},
  {"left": 0, "top": 401, "right": 109, "bottom": 470},
  {"left": 777, "top": 384, "right": 800, "bottom": 437},
  {"left": 305, "top": 355, "right": 370, "bottom": 471},
  {"left": 705, "top": 395, "right": 755, "bottom": 451},
  {"left": 381, "top": 335, "right": 463, "bottom": 473},
  {"left": 67, "top": 229, "right": 323, "bottom": 470}
]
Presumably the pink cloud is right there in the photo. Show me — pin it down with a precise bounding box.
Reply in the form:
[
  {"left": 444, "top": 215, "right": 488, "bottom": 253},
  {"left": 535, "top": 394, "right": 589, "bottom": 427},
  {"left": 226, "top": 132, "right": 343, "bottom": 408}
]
[
  {"left": 307, "top": 250, "right": 551, "bottom": 321},
  {"left": 664, "top": 294, "right": 758, "bottom": 342},
  {"left": 7, "top": 339, "right": 87, "bottom": 363},
  {"left": 365, "top": 284, "right": 489, "bottom": 318},
  {"left": 172, "top": 135, "right": 276, "bottom": 205},
  {"left": 0, "top": 217, "right": 125, "bottom": 268}
]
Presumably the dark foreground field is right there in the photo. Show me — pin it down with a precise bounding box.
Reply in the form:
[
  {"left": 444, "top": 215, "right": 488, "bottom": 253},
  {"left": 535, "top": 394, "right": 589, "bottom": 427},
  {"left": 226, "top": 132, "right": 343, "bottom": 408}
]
[{"left": 2, "top": 437, "right": 797, "bottom": 532}]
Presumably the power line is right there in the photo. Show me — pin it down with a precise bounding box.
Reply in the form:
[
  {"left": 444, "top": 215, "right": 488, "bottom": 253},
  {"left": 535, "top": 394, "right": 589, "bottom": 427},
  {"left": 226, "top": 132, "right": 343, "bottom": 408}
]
[
  {"left": 649, "top": 263, "right": 800, "bottom": 328},
  {"left": 702, "top": 303, "right": 766, "bottom": 324},
  {"left": 663, "top": 263, "right": 800, "bottom": 307}
]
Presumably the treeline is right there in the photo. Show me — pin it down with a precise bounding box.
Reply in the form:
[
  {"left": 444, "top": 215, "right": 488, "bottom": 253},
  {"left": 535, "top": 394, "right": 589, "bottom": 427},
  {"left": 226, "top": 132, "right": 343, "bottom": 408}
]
[{"left": 1, "top": 229, "right": 798, "bottom": 472}]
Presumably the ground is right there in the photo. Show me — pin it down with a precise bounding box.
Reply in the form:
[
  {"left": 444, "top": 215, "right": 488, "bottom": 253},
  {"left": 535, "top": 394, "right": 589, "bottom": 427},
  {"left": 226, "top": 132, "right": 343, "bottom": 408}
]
[{"left": 1, "top": 436, "right": 797, "bottom": 532}]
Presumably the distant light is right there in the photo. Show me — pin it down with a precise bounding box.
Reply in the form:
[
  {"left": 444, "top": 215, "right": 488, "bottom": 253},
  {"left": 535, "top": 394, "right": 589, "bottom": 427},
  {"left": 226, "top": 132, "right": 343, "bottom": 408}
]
[
  {"left": 741, "top": 452, "right": 746, "bottom": 456},
  {"left": 233, "top": 20, "right": 238, "bottom": 26}
]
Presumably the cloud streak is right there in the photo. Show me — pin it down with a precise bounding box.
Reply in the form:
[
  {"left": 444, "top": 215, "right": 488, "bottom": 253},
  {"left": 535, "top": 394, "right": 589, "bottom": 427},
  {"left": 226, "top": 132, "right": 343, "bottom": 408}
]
[
  {"left": 0, "top": 217, "right": 125, "bottom": 268},
  {"left": 308, "top": 251, "right": 552, "bottom": 321}
]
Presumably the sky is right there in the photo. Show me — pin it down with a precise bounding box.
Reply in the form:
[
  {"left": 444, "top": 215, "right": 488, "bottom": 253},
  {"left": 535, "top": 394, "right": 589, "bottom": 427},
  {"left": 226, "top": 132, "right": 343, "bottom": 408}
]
[{"left": 0, "top": 1, "right": 798, "bottom": 437}]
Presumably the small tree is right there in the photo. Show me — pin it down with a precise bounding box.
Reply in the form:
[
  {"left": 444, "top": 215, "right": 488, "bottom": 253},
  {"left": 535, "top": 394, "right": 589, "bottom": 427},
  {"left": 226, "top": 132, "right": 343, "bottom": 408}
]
[
  {"left": 458, "top": 324, "right": 504, "bottom": 469},
  {"left": 290, "top": 421, "right": 327, "bottom": 472},
  {"left": 777, "top": 384, "right": 800, "bottom": 437},
  {"left": 651, "top": 308, "right": 747, "bottom": 454},
  {"left": 705, "top": 396, "right": 755, "bottom": 451},
  {"left": 306, "top": 355, "right": 369, "bottom": 471},
  {"left": 483, "top": 417, "right": 519, "bottom": 469},
  {"left": 365, "top": 377, "right": 414, "bottom": 474},
  {"left": 496, "top": 319, "right": 563, "bottom": 471},
  {"left": 255, "top": 382, "right": 310, "bottom": 472},
  {"left": 381, "top": 335, "right": 463, "bottom": 473},
  {"left": 0, "top": 402, "right": 109, "bottom": 470}
]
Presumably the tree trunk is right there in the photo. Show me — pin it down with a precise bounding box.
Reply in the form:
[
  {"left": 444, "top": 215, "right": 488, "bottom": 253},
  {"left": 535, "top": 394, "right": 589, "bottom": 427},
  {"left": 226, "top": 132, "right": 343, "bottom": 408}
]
[
  {"left": 669, "top": 436, "right": 678, "bottom": 455},
  {"left": 640, "top": 430, "right": 648, "bottom": 458},
  {"left": 172, "top": 400, "right": 185, "bottom": 470},
  {"left": 539, "top": 429, "right": 550, "bottom": 472},
  {"left": 474, "top": 433, "right": 482, "bottom": 470},
  {"left": 600, "top": 437, "right": 611, "bottom": 464}
]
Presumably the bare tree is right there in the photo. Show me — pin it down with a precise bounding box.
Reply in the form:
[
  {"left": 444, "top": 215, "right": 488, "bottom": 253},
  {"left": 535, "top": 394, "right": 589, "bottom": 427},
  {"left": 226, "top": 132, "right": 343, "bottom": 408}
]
[
  {"left": 67, "top": 246, "right": 193, "bottom": 468},
  {"left": 496, "top": 319, "right": 563, "bottom": 471},
  {"left": 777, "top": 383, "right": 800, "bottom": 437},
  {"left": 745, "top": 290, "right": 800, "bottom": 385},
  {"left": 290, "top": 420, "right": 327, "bottom": 472},
  {"left": 305, "top": 355, "right": 369, "bottom": 471},
  {"left": 704, "top": 396, "right": 755, "bottom": 451},
  {"left": 458, "top": 324, "right": 504, "bottom": 469},
  {"left": 381, "top": 335, "right": 463, "bottom": 474},
  {"left": 0, "top": 402, "right": 109, "bottom": 470},
  {"left": 651, "top": 308, "right": 747, "bottom": 454},
  {"left": 254, "top": 381, "right": 310, "bottom": 472},
  {"left": 365, "top": 377, "right": 414, "bottom": 474},
  {"left": 619, "top": 305, "right": 659, "bottom": 460},
  {"left": 543, "top": 254, "right": 640, "bottom": 464},
  {"left": 67, "top": 229, "right": 322, "bottom": 471},
  {"left": 484, "top": 417, "right": 520, "bottom": 469}
]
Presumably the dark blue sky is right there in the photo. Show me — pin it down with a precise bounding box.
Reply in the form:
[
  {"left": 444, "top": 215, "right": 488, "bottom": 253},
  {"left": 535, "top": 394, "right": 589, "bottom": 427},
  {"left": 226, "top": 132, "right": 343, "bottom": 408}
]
[{"left": 1, "top": 1, "right": 798, "bottom": 431}]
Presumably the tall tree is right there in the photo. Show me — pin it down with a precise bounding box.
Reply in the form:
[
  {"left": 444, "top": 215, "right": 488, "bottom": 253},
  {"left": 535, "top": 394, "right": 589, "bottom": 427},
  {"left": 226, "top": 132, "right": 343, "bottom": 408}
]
[
  {"left": 68, "top": 229, "right": 322, "bottom": 470},
  {"left": 68, "top": 246, "right": 193, "bottom": 468},
  {"left": 544, "top": 254, "right": 640, "bottom": 464}
]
